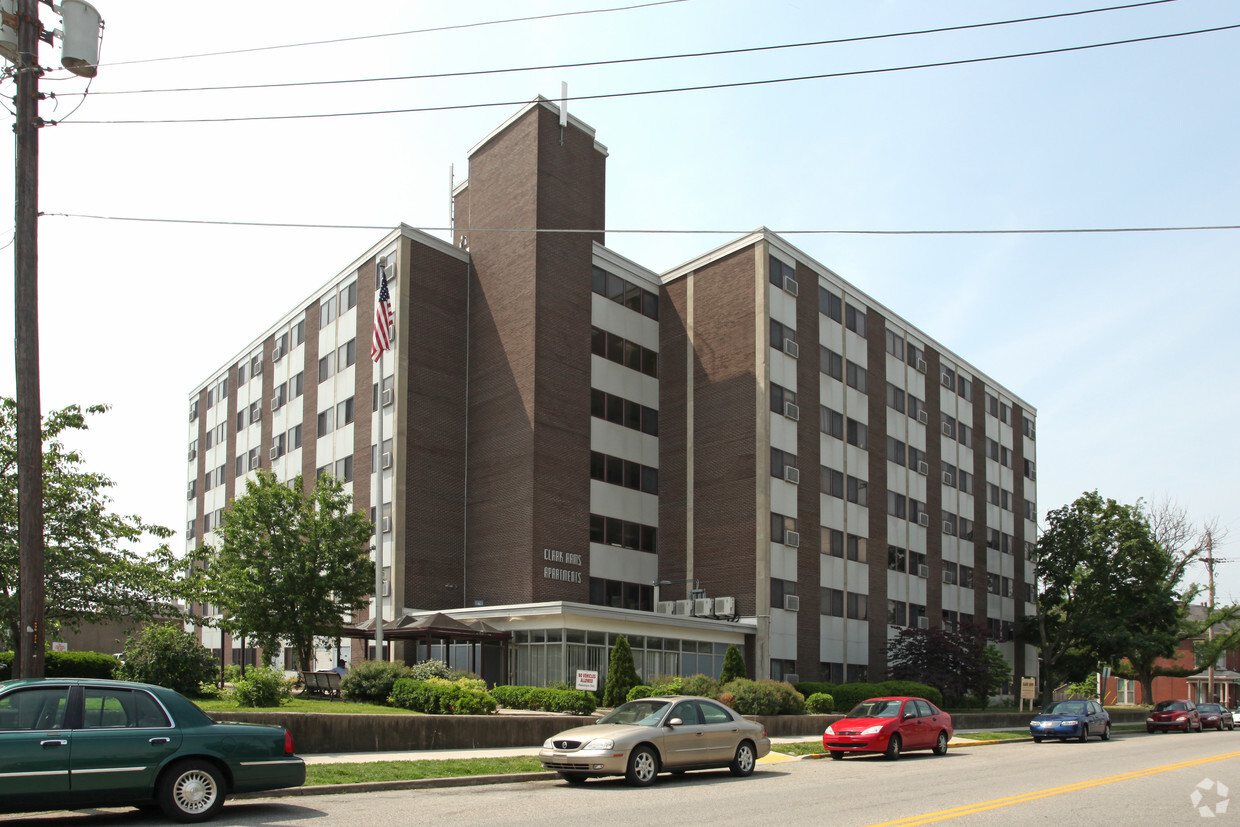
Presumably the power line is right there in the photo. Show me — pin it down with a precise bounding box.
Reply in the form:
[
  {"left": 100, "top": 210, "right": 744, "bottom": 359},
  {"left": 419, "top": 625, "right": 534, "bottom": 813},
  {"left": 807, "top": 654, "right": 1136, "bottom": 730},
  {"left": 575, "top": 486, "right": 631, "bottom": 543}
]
[
  {"left": 41, "top": 213, "right": 1240, "bottom": 235},
  {"left": 76, "top": 0, "right": 1182, "bottom": 98},
  {"left": 63, "top": 23, "right": 1240, "bottom": 126},
  {"left": 98, "top": 0, "right": 691, "bottom": 69}
]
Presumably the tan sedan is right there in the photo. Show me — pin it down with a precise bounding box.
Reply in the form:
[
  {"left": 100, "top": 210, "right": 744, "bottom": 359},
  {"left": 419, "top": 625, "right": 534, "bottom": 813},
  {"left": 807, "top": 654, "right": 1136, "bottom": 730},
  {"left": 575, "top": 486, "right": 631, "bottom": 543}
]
[{"left": 538, "top": 695, "right": 771, "bottom": 786}]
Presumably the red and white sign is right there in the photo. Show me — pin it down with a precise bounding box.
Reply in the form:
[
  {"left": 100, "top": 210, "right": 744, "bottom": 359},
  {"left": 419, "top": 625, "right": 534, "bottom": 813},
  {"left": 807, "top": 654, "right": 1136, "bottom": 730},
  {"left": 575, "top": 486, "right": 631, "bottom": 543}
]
[{"left": 575, "top": 670, "right": 598, "bottom": 692}]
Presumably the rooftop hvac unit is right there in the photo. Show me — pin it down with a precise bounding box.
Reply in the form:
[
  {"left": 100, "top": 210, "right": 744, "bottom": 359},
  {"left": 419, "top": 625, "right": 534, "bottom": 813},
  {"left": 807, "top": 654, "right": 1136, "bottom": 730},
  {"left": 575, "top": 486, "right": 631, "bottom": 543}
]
[
  {"left": 783, "top": 402, "right": 800, "bottom": 421},
  {"left": 713, "top": 596, "right": 736, "bottom": 617},
  {"left": 655, "top": 601, "right": 676, "bottom": 615},
  {"left": 783, "top": 594, "right": 800, "bottom": 612},
  {"left": 694, "top": 598, "right": 714, "bottom": 616},
  {"left": 783, "top": 339, "right": 799, "bottom": 359},
  {"left": 675, "top": 599, "right": 694, "bottom": 616},
  {"left": 917, "top": 616, "right": 930, "bottom": 629},
  {"left": 917, "top": 410, "right": 929, "bottom": 425},
  {"left": 783, "top": 276, "right": 799, "bottom": 297},
  {"left": 784, "top": 530, "right": 801, "bottom": 548},
  {"left": 783, "top": 466, "right": 800, "bottom": 485}
]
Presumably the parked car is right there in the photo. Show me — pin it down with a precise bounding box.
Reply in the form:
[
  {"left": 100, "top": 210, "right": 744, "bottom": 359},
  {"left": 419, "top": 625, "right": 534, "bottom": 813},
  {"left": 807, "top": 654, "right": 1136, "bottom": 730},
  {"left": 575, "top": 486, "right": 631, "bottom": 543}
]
[
  {"left": 1146, "top": 699, "right": 1202, "bottom": 733},
  {"left": 1196, "top": 703, "right": 1235, "bottom": 731},
  {"left": 823, "top": 696, "right": 953, "bottom": 760},
  {"left": 0, "top": 677, "right": 305, "bottom": 822},
  {"left": 538, "top": 695, "right": 770, "bottom": 786},
  {"left": 1028, "top": 699, "right": 1111, "bottom": 742}
]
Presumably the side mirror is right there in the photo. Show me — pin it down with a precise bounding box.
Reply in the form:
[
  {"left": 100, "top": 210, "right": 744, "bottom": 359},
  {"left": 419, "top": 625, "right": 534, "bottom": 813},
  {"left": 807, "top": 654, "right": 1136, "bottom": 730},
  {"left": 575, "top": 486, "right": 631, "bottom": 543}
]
[
  {"left": 667, "top": 717, "right": 683, "bottom": 727},
  {"left": 903, "top": 712, "right": 917, "bottom": 720}
]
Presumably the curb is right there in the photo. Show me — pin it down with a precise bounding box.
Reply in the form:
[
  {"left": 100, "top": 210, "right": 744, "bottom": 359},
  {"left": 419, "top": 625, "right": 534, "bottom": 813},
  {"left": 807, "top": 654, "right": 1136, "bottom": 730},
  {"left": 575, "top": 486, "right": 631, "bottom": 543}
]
[{"left": 233, "top": 772, "right": 558, "bottom": 800}]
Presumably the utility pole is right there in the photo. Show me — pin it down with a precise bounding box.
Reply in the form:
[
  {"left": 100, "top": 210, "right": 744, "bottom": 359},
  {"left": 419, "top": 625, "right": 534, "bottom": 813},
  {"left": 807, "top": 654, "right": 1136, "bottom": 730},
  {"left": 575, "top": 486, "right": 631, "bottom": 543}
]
[{"left": 14, "top": 0, "right": 45, "bottom": 680}]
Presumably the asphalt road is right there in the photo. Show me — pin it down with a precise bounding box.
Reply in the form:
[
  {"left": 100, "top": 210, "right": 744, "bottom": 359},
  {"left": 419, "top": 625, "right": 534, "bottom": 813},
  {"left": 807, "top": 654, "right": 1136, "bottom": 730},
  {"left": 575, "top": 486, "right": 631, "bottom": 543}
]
[{"left": 8, "top": 730, "right": 1240, "bottom": 826}]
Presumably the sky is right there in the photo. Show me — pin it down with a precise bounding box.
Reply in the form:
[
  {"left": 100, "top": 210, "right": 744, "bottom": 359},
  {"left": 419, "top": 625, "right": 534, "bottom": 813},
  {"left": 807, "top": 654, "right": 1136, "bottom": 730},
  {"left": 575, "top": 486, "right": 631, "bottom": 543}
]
[{"left": 1, "top": 0, "right": 1237, "bottom": 603}]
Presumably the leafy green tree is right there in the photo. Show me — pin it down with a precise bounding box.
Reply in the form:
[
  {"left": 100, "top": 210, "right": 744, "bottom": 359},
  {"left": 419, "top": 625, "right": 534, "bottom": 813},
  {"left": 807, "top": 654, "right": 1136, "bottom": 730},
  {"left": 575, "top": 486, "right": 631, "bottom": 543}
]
[
  {"left": 602, "top": 635, "right": 641, "bottom": 706},
  {"left": 116, "top": 624, "right": 217, "bottom": 696},
  {"left": 189, "top": 471, "right": 374, "bottom": 671},
  {"left": 1031, "top": 491, "right": 1186, "bottom": 698},
  {"left": 0, "top": 399, "right": 182, "bottom": 667},
  {"left": 887, "top": 624, "right": 1007, "bottom": 703},
  {"left": 719, "top": 644, "right": 746, "bottom": 684}
]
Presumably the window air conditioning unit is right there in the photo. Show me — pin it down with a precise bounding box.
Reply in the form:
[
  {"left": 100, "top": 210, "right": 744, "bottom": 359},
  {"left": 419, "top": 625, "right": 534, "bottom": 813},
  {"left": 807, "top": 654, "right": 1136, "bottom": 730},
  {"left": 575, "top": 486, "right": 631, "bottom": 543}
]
[
  {"left": 381, "top": 451, "right": 393, "bottom": 470},
  {"left": 784, "top": 530, "right": 801, "bottom": 548},
  {"left": 271, "top": 346, "right": 283, "bottom": 361},
  {"left": 943, "top": 520, "right": 955, "bottom": 535},
  {"left": 381, "top": 388, "right": 395, "bottom": 407},
  {"left": 713, "top": 596, "right": 736, "bottom": 616},
  {"left": 186, "top": 486, "right": 194, "bottom": 501},
  {"left": 943, "top": 570, "right": 956, "bottom": 585},
  {"left": 917, "top": 513, "right": 930, "bottom": 527},
  {"left": 917, "top": 616, "right": 930, "bottom": 629},
  {"left": 675, "top": 599, "right": 694, "bottom": 616},
  {"left": 917, "top": 461, "right": 929, "bottom": 475},
  {"left": 1028, "top": 426, "right": 1036, "bottom": 439},
  {"left": 940, "top": 372, "right": 952, "bottom": 387},
  {"left": 783, "top": 402, "right": 800, "bottom": 421},
  {"left": 941, "top": 421, "right": 953, "bottom": 436},
  {"left": 271, "top": 398, "right": 281, "bottom": 412},
  {"left": 943, "top": 471, "right": 954, "bottom": 486},
  {"left": 187, "top": 448, "right": 197, "bottom": 461},
  {"left": 917, "top": 410, "right": 928, "bottom": 425},
  {"left": 1030, "top": 470, "right": 1037, "bottom": 481},
  {"left": 783, "top": 594, "right": 800, "bottom": 612},
  {"left": 269, "top": 447, "right": 282, "bottom": 461},
  {"left": 249, "top": 455, "right": 260, "bottom": 471},
  {"left": 783, "top": 466, "right": 800, "bottom": 484},
  {"left": 253, "top": 359, "right": 262, "bottom": 374},
  {"left": 783, "top": 339, "right": 799, "bottom": 359},
  {"left": 783, "top": 276, "right": 799, "bottom": 297},
  {"left": 382, "top": 516, "right": 392, "bottom": 533},
  {"left": 916, "top": 358, "right": 927, "bottom": 373},
  {"left": 655, "top": 601, "right": 676, "bottom": 615},
  {"left": 917, "top": 565, "right": 930, "bottom": 578},
  {"left": 785, "top": 673, "right": 800, "bottom": 683},
  {"left": 694, "top": 598, "right": 714, "bottom": 616}
]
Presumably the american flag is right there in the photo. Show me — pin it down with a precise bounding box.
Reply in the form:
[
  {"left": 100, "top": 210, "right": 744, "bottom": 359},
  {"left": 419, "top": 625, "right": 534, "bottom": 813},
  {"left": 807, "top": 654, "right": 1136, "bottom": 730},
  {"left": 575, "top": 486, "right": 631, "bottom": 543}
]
[{"left": 371, "top": 264, "right": 393, "bottom": 362}]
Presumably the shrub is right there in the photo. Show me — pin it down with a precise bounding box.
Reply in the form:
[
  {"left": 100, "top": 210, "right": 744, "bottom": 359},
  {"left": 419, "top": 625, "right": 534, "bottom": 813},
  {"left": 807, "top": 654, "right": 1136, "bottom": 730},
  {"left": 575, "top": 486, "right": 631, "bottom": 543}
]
[
  {"left": 719, "top": 679, "right": 804, "bottom": 715},
  {"left": 681, "top": 674, "right": 720, "bottom": 699},
  {"left": 406, "top": 660, "right": 451, "bottom": 681},
  {"left": 794, "top": 681, "right": 834, "bottom": 699},
  {"left": 765, "top": 680, "right": 806, "bottom": 714},
  {"left": 627, "top": 685, "right": 653, "bottom": 702},
  {"left": 340, "top": 660, "right": 414, "bottom": 704},
  {"left": 877, "top": 680, "right": 943, "bottom": 708},
  {"left": 719, "top": 644, "right": 746, "bottom": 684},
  {"left": 491, "top": 684, "right": 532, "bottom": 709},
  {"left": 488, "top": 685, "right": 595, "bottom": 714},
  {"left": 829, "top": 682, "right": 885, "bottom": 712},
  {"left": 388, "top": 678, "right": 496, "bottom": 715},
  {"left": 115, "top": 625, "right": 217, "bottom": 696},
  {"left": 231, "top": 668, "right": 292, "bottom": 707},
  {"left": 806, "top": 692, "right": 835, "bottom": 714},
  {"left": 602, "top": 635, "right": 641, "bottom": 707},
  {"left": 1, "top": 650, "right": 129, "bottom": 679},
  {"left": 649, "top": 675, "right": 684, "bottom": 696}
]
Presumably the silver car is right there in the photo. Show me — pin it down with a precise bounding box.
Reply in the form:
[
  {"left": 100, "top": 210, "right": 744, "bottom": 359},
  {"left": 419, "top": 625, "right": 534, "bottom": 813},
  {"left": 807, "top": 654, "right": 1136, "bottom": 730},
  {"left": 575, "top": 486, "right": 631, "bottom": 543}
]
[{"left": 538, "top": 695, "right": 771, "bottom": 786}]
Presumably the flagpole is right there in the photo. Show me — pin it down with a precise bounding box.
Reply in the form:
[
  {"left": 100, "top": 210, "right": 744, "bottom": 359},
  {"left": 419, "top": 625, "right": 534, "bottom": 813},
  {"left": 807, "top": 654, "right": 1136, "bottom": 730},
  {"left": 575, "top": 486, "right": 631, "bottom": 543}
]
[{"left": 375, "top": 342, "right": 385, "bottom": 662}]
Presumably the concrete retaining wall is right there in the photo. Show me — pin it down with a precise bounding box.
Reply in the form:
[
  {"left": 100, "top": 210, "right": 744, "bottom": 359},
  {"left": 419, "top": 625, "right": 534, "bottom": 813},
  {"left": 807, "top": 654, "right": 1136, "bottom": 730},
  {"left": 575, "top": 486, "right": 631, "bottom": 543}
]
[{"left": 210, "top": 708, "right": 1151, "bottom": 754}]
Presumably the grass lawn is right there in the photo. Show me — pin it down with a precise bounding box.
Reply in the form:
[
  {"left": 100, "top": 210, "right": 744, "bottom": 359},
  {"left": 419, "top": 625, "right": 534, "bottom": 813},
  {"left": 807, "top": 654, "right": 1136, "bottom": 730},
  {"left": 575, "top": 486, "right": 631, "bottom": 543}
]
[
  {"left": 195, "top": 697, "right": 416, "bottom": 715},
  {"left": 305, "top": 757, "right": 545, "bottom": 786}
]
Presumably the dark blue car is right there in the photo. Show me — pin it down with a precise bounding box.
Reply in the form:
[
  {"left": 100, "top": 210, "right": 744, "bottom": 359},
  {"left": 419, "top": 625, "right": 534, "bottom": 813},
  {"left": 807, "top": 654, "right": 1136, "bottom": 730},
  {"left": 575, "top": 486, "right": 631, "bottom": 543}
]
[{"left": 1029, "top": 699, "right": 1111, "bottom": 743}]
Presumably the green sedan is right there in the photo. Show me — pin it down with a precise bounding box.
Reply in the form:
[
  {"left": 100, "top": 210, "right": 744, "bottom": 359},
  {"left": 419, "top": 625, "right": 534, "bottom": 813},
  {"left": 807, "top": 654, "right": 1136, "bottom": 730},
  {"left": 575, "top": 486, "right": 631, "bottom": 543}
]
[{"left": 0, "top": 677, "right": 305, "bottom": 822}]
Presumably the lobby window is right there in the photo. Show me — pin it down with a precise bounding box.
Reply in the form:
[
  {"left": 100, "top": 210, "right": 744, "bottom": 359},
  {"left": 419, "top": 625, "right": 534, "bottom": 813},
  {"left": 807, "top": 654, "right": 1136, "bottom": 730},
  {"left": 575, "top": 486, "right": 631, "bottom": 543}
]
[
  {"left": 886, "top": 382, "right": 905, "bottom": 414},
  {"left": 845, "top": 360, "right": 867, "bottom": 393},
  {"left": 820, "top": 405, "right": 843, "bottom": 439},
  {"left": 885, "top": 329, "right": 904, "bottom": 360},
  {"left": 823, "top": 527, "right": 844, "bottom": 558},
  {"left": 847, "top": 476, "right": 868, "bottom": 508},
  {"left": 819, "top": 285, "right": 842, "bottom": 322},
  {"left": 821, "top": 587, "right": 844, "bottom": 617},
  {"left": 846, "top": 418, "right": 868, "bottom": 449},
  {"left": 847, "top": 592, "right": 868, "bottom": 621},
  {"left": 820, "top": 346, "right": 844, "bottom": 381},
  {"left": 845, "top": 302, "right": 866, "bottom": 337},
  {"left": 822, "top": 467, "right": 844, "bottom": 498}
]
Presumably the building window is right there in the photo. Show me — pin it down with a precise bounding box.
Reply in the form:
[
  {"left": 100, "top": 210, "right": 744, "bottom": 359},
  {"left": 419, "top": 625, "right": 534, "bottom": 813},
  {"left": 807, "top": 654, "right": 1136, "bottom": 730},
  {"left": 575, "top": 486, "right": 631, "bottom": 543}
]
[
  {"left": 1024, "top": 458, "right": 1036, "bottom": 480},
  {"left": 941, "top": 365, "right": 956, "bottom": 390},
  {"left": 822, "top": 467, "right": 844, "bottom": 498},
  {"left": 846, "top": 418, "right": 868, "bottom": 450},
  {"left": 770, "top": 447, "right": 797, "bottom": 480},
  {"left": 886, "top": 382, "right": 905, "bottom": 414},
  {"left": 1023, "top": 416, "right": 1036, "bottom": 439},
  {"left": 821, "top": 587, "right": 844, "bottom": 617},
  {"left": 770, "top": 513, "right": 797, "bottom": 545},
  {"left": 593, "top": 266, "right": 659, "bottom": 320},
  {"left": 273, "top": 383, "right": 287, "bottom": 409},
  {"left": 820, "top": 346, "right": 844, "bottom": 381},
  {"left": 908, "top": 394, "right": 925, "bottom": 423},
  {"left": 887, "top": 492, "right": 907, "bottom": 519},
  {"left": 249, "top": 401, "right": 260, "bottom": 425},
  {"left": 337, "top": 339, "right": 356, "bottom": 371},
  {"left": 887, "top": 436, "right": 906, "bottom": 467},
  {"left": 768, "top": 255, "right": 796, "bottom": 289},
  {"left": 957, "top": 422, "right": 972, "bottom": 447},
  {"left": 591, "top": 451, "right": 658, "bottom": 495},
  {"left": 847, "top": 534, "right": 867, "bottom": 562},
  {"left": 770, "top": 320, "right": 796, "bottom": 350},
  {"left": 770, "top": 384, "right": 797, "bottom": 416},
  {"left": 845, "top": 360, "right": 867, "bottom": 393},
  {"left": 909, "top": 498, "right": 925, "bottom": 524},
  {"left": 942, "top": 414, "right": 956, "bottom": 439},
  {"left": 845, "top": 302, "right": 866, "bottom": 336},
  {"left": 820, "top": 405, "right": 843, "bottom": 439},
  {"left": 847, "top": 476, "right": 868, "bottom": 508},
  {"left": 590, "top": 514, "right": 656, "bottom": 553},
  {"left": 290, "top": 371, "right": 304, "bottom": 399},
  {"left": 819, "top": 286, "right": 842, "bottom": 322},
  {"left": 288, "top": 424, "right": 302, "bottom": 450},
  {"left": 885, "top": 329, "right": 904, "bottom": 360},
  {"left": 908, "top": 446, "right": 925, "bottom": 472},
  {"left": 887, "top": 545, "right": 906, "bottom": 572},
  {"left": 847, "top": 593, "right": 868, "bottom": 621},
  {"left": 906, "top": 343, "right": 923, "bottom": 370},
  {"left": 337, "top": 396, "right": 355, "bottom": 427},
  {"left": 236, "top": 409, "right": 247, "bottom": 431},
  {"left": 234, "top": 455, "right": 244, "bottom": 477},
  {"left": 317, "top": 407, "right": 334, "bottom": 437},
  {"left": 237, "top": 362, "right": 248, "bottom": 385},
  {"left": 189, "top": 400, "right": 199, "bottom": 421},
  {"left": 888, "top": 600, "right": 908, "bottom": 627},
  {"left": 318, "top": 354, "right": 333, "bottom": 383},
  {"left": 320, "top": 297, "right": 336, "bottom": 326},
  {"left": 961, "top": 566, "right": 974, "bottom": 589},
  {"left": 592, "top": 388, "right": 658, "bottom": 436},
  {"left": 589, "top": 577, "right": 655, "bottom": 611},
  {"left": 959, "top": 517, "right": 973, "bottom": 540},
  {"left": 958, "top": 469, "right": 973, "bottom": 495},
  {"left": 823, "top": 528, "right": 844, "bottom": 558},
  {"left": 591, "top": 327, "right": 658, "bottom": 378},
  {"left": 292, "top": 319, "right": 305, "bottom": 346},
  {"left": 1025, "top": 499, "right": 1037, "bottom": 521},
  {"left": 335, "top": 456, "right": 354, "bottom": 483},
  {"left": 987, "top": 528, "right": 1001, "bottom": 551},
  {"left": 271, "top": 433, "right": 286, "bottom": 459},
  {"left": 957, "top": 375, "right": 972, "bottom": 401},
  {"left": 340, "top": 280, "right": 358, "bottom": 313}
]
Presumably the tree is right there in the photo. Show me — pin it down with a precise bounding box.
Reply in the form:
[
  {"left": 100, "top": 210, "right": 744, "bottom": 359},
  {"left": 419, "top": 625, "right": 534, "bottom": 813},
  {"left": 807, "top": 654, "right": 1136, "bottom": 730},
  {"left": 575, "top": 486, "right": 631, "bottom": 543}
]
[
  {"left": 0, "top": 399, "right": 182, "bottom": 664},
  {"left": 719, "top": 644, "right": 746, "bottom": 684},
  {"left": 1031, "top": 491, "right": 1186, "bottom": 698},
  {"left": 887, "top": 624, "right": 1006, "bottom": 703},
  {"left": 602, "top": 634, "right": 640, "bottom": 706},
  {"left": 189, "top": 471, "right": 374, "bottom": 671},
  {"left": 115, "top": 623, "right": 217, "bottom": 696}
]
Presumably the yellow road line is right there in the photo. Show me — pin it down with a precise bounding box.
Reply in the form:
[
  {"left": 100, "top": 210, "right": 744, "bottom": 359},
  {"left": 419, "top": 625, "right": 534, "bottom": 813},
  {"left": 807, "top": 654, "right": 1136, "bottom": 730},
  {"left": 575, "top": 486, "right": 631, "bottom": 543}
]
[{"left": 868, "top": 751, "right": 1240, "bottom": 826}]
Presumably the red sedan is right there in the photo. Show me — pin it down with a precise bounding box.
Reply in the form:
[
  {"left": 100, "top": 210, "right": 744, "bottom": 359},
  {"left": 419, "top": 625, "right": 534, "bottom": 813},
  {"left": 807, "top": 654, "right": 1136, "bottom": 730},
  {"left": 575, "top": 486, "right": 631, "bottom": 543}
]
[
  {"left": 1146, "top": 699, "right": 1202, "bottom": 733},
  {"left": 823, "top": 696, "right": 953, "bottom": 760}
]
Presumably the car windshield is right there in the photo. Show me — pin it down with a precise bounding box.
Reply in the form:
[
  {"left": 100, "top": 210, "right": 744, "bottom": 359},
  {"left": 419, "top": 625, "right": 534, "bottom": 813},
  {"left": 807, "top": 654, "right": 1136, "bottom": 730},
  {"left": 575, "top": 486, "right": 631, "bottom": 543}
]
[
  {"left": 846, "top": 699, "right": 903, "bottom": 719},
  {"left": 1154, "top": 701, "right": 1187, "bottom": 712},
  {"left": 596, "top": 700, "right": 672, "bottom": 727},
  {"left": 1198, "top": 704, "right": 1222, "bottom": 713},
  {"left": 1043, "top": 701, "right": 1086, "bottom": 715}
]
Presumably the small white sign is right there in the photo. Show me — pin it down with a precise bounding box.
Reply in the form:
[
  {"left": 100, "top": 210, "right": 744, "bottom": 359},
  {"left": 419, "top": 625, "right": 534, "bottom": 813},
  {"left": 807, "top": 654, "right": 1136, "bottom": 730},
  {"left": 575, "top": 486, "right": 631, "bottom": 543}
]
[
  {"left": 50, "top": 641, "right": 68, "bottom": 652},
  {"left": 575, "top": 670, "right": 598, "bottom": 692}
]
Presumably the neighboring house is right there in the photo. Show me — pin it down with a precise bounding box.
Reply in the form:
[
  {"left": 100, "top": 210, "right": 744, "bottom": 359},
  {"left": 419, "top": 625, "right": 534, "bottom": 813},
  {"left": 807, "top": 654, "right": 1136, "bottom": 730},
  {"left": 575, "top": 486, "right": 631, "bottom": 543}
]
[{"left": 184, "top": 97, "right": 1037, "bottom": 687}]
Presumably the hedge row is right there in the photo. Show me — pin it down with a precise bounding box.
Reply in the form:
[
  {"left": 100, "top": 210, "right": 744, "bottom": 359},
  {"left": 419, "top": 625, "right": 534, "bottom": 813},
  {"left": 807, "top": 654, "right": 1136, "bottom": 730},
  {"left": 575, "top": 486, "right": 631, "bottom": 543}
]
[
  {"left": 389, "top": 678, "right": 498, "bottom": 715},
  {"left": 491, "top": 685, "right": 597, "bottom": 715},
  {"left": 0, "top": 650, "right": 119, "bottom": 680},
  {"left": 794, "top": 680, "right": 943, "bottom": 710}
]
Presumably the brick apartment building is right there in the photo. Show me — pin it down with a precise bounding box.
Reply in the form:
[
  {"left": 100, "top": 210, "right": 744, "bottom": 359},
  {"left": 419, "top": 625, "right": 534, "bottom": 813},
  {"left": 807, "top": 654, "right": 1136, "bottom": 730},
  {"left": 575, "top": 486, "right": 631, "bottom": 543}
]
[{"left": 186, "top": 98, "right": 1038, "bottom": 689}]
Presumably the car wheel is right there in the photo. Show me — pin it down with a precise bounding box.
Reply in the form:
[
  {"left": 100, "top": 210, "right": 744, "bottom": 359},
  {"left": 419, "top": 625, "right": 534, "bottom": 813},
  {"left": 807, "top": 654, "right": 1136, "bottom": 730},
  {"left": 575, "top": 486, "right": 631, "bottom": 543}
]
[
  {"left": 884, "top": 734, "right": 902, "bottom": 761},
  {"left": 157, "top": 760, "right": 225, "bottom": 823},
  {"left": 1033, "top": 736, "right": 1043, "bottom": 744},
  {"left": 932, "top": 731, "right": 949, "bottom": 755},
  {"left": 830, "top": 751, "right": 845, "bottom": 760},
  {"left": 730, "top": 741, "right": 757, "bottom": 776},
  {"left": 1100, "top": 724, "right": 1111, "bottom": 741},
  {"left": 1078, "top": 725, "right": 1089, "bottom": 743},
  {"left": 1147, "top": 727, "right": 1155, "bottom": 734},
  {"left": 558, "top": 772, "right": 587, "bottom": 785},
  {"left": 625, "top": 746, "right": 659, "bottom": 787}
]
